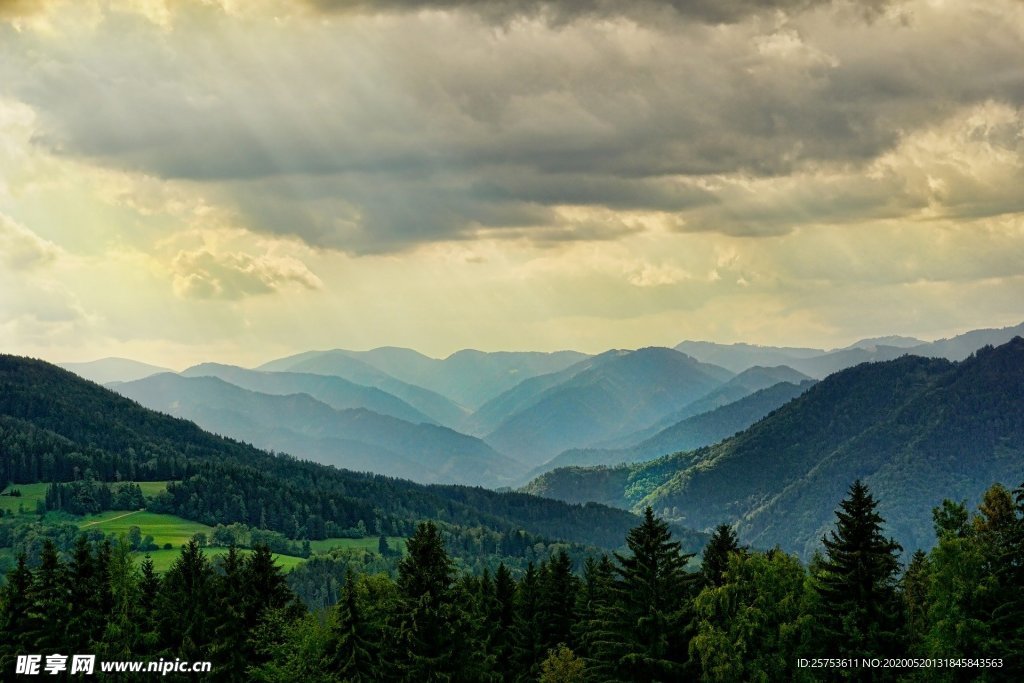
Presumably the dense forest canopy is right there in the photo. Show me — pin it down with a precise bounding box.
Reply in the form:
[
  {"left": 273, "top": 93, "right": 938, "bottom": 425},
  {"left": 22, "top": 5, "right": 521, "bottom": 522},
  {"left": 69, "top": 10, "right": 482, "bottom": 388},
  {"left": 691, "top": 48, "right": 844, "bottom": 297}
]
[{"left": 2, "top": 480, "right": 1022, "bottom": 681}]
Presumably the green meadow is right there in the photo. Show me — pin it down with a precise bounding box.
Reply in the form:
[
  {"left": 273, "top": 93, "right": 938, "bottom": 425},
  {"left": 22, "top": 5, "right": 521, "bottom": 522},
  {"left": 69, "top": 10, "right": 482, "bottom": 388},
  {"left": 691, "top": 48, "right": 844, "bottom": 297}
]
[
  {"left": 140, "top": 547, "right": 307, "bottom": 573},
  {"left": 307, "top": 536, "right": 406, "bottom": 555},
  {"left": 0, "top": 481, "right": 172, "bottom": 516},
  {"left": 2, "top": 482, "right": 404, "bottom": 574},
  {"left": 0, "top": 482, "right": 50, "bottom": 516},
  {"left": 77, "top": 510, "right": 211, "bottom": 547},
  {"left": 75, "top": 511, "right": 309, "bottom": 572}
]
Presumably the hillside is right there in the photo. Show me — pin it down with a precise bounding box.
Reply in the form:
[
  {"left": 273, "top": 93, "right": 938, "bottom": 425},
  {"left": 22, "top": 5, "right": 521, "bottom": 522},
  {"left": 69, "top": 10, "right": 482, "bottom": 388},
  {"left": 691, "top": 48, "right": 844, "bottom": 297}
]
[
  {"left": 525, "top": 339, "right": 1024, "bottom": 558},
  {"left": 534, "top": 380, "right": 814, "bottom": 475},
  {"left": 599, "top": 365, "right": 812, "bottom": 449},
  {"left": 462, "top": 351, "right": 622, "bottom": 436},
  {"left": 0, "top": 354, "right": 701, "bottom": 557},
  {"left": 114, "top": 373, "right": 524, "bottom": 487},
  {"left": 482, "top": 348, "right": 733, "bottom": 465}
]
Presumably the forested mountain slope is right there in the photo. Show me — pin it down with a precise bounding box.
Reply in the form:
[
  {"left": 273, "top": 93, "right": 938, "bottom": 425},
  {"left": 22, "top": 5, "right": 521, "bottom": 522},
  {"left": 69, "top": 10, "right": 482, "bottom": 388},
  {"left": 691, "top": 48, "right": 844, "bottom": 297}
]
[
  {"left": 594, "top": 365, "right": 811, "bottom": 449},
  {"left": 526, "top": 339, "right": 1024, "bottom": 558},
  {"left": 0, "top": 355, "right": 702, "bottom": 555},
  {"left": 535, "top": 380, "right": 814, "bottom": 475}
]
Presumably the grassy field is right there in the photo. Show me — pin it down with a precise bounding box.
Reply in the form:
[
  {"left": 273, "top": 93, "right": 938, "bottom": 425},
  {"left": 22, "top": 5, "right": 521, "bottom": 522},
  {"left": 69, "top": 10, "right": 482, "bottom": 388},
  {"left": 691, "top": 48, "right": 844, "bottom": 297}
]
[
  {"left": 135, "top": 481, "right": 172, "bottom": 498},
  {"left": 0, "top": 482, "right": 49, "bottom": 515},
  {"left": 141, "top": 547, "right": 307, "bottom": 573},
  {"left": 77, "top": 510, "right": 212, "bottom": 547},
  {"left": 73, "top": 510, "right": 307, "bottom": 571},
  {"left": 1, "top": 483, "right": 401, "bottom": 575},
  {"left": 307, "top": 536, "right": 407, "bottom": 555},
  {"left": 0, "top": 481, "right": 172, "bottom": 516}
]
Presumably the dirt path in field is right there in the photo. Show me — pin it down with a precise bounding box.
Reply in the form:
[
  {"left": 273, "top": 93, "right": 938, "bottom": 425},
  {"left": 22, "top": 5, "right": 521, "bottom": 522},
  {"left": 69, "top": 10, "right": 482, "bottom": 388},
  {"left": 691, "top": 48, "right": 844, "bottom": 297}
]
[{"left": 81, "top": 509, "right": 141, "bottom": 527}]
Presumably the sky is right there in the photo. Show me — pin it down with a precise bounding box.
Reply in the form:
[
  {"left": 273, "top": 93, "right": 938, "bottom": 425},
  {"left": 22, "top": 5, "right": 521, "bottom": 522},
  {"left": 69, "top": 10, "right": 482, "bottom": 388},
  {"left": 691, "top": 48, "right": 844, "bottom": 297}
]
[{"left": 1, "top": 0, "right": 1022, "bottom": 368}]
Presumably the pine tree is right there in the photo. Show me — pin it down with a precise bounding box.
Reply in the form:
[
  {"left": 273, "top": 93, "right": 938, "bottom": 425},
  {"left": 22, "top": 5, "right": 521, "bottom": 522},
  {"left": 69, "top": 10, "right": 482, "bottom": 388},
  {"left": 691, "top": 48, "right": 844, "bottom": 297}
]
[
  {"left": 158, "top": 539, "right": 215, "bottom": 659},
  {"left": 491, "top": 563, "right": 518, "bottom": 682},
  {"left": 330, "top": 568, "right": 379, "bottom": 681},
  {"left": 25, "top": 540, "right": 71, "bottom": 653},
  {"left": 991, "top": 481, "right": 1024, "bottom": 678},
  {"left": 466, "top": 569, "right": 499, "bottom": 679},
  {"left": 814, "top": 481, "right": 903, "bottom": 673},
  {"left": 65, "top": 535, "right": 103, "bottom": 651},
  {"left": 101, "top": 539, "right": 142, "bottom": 658},
  {"left": 573, "top": 555, "right": 615, "bottom": 682},
  {"left": 901, "top": 549, "right": 931, "bottom": 654},
  {"left": 537, "top": 550, "right": 579, "bottom": 654},
  {"left": 701, "top": 524, "right": 740, "bottom": 588},
  {"left": 392, "top": 521, "right": 471, "bottom": 681},
  {"left": 593, "top": 507, "right": 697, "bottom": 682},
  {"left": 244, "top": 544, "right": 295, "bottom": 622},
  {"left": 211, "top": 546, "right": 250, "bottom": 682},
  {"left": 926, "top": 486, "right": 1023, "bottom": 679},
  {"left": 0, "top": 554, "right": 33, "bottom": 672},
  {"left": 512, "top": 562, "right": 544, "bottom": 681},
  {"left": 137, "top": 555, "right": 161, "bottom": 654}
]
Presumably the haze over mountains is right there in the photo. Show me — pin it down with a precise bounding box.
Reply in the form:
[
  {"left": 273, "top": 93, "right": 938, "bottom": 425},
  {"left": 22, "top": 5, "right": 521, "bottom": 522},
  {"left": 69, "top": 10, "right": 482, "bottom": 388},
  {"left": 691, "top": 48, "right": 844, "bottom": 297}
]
[
  {"left": 267, "top": 347, "right": 590, "bottom": 411},
  {"left": 115, "top": 373, "right": 524, "bottom": 487},
  {"left": 525, "top": 337, "right": 1024, "bottom": 559},
  {"left": 51, "top": 321, "right": 1024, "bottom": 505},
  {"left": 480, "top": 347, "right": 733, "bottom": 466},
  {"left": 2, "top": 354, "right": 677, "bottom": 557},
  {"left": 677, "top": 322, "right": 1024, "bottom": 377},
  {"left": 58, "top": 357, "right": 174, "bottom": 385},
  {"left": 256, "top": 351, "right": 470, "bottom": 428},
  {"left": 536, "top": 379, "right": 816, "bottom": 476}
]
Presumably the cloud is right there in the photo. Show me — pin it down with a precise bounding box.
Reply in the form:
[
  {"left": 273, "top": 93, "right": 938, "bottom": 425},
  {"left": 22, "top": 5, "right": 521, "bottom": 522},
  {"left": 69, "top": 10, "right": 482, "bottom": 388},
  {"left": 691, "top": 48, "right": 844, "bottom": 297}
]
[
  {"left": 674, "top": 102, "right": 1024, "bottom": 236},
  {"left": 170, "top": 248, "right": 322, "bottom": 300},
  {"left": 1, "top": 0, "right": 1023, "bottom": 255},
  {"left": 0, "top": 213, "right": 58, "bottom": 269},
  {"left": 302, "top": 0, "right": 891, "bottom": 25}
]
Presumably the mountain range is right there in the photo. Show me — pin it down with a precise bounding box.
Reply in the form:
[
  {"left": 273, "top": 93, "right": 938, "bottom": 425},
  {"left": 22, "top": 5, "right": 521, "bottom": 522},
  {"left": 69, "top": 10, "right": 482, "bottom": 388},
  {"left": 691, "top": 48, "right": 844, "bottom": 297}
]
[
  {"left": 677, "top": 321, "right": 1024, "bottom": 378},
  {"left": 533, "top": 379, "right": 815, "bottom": 477},
  {"left": 524, "top": 337, "right": 1024, "bottom": 558},
  {"left": 58, "top": 357, "right": 174, "bottom": 385},
  {"left": 2, "top": 354, "right": 694, "bottom": 556},
  {"left": 299, "top": 347, "right": 589, "bottom": 410},
  {"left": 49, "top": 321, "right": 1024, "bottom": 496},
  {"left": 115, "top": 373, "right": 525, "bottom": 487},
  {"left": 479, "top": 347, "right": 734, "bottom": 466}
]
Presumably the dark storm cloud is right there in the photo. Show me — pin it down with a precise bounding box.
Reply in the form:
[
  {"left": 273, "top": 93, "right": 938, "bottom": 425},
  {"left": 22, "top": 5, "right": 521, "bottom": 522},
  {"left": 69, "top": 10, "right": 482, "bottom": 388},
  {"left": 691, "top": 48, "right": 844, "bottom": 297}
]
[
  {"left": 303, "top": 0, "right": 891, "bottom": 25},
  {"left": 2, "top": 0, "right": 1023, "bottom": 252}
]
